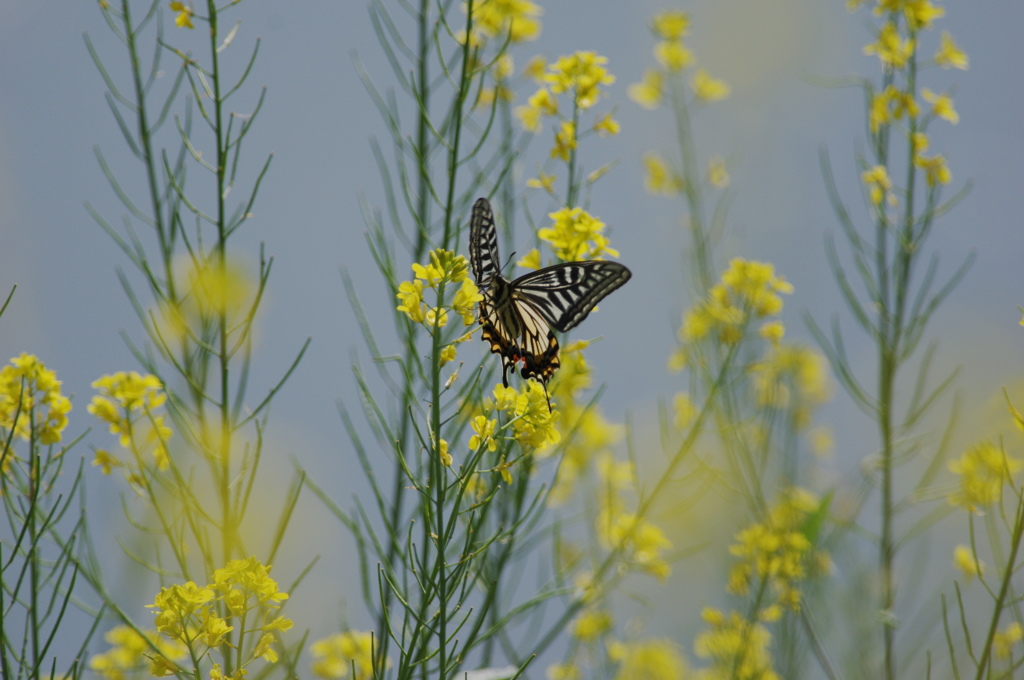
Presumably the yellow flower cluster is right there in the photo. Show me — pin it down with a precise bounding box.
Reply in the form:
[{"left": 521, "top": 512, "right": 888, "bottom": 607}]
[
  {"left": 90, "top": 625, "right": 188, "bottom": 679},
  {"left": 396, "top": 249, "right": 482, "bottom": 349},
  {"left": 607, "top": 638, "right": 687, "bottom": 680},
  {"left": 515, "top": 51, "right": 619, "bottom": 171},
  {"left": 492, "top": 381, "right": 560, "bottom": 450},
  {"left": 88, "top": 371, "right": 173, "bottom": 475},
  {"left": 629, "top": 11, "right": 730, "bottom": 110},
  {"left": 694, "top": 607, "right": 780, "bottom": 680},
  {"left": 948, "top": 441, "right": 1022, "bottom": 513},
  {"left": 0, "top": 353, "right": 71, "bottom": 445},
  {"left": 464, "top": 0, "right": 542, "bottom": 45},
  {"left": 852, "top": 1, "right": 966, "bottom": 194},
  {"left": 537, "top": 207, "right": 620, "bottom": 263},
  {"left": 680, "top": 259, "right": 793, "bottom": 346},
  {"left": 310, "top": 630, "right": 381, "bottom": 679},
  {"left": 751, "top": 344, "right": 829, "bottom": 428},
  {"left": 148, "top": 557, "right": 292, "bottom": 671},
  {"left": 728, "top": 488, "right": 828, "bottom": 612},
  {"left": 994, "top": 622, "right": 1024, "bottom": 660}
]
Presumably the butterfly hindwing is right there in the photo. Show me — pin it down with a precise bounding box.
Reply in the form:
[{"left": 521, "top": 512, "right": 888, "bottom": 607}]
[{"left": 470, "top": 197, "right": 630, "bottom": 391}]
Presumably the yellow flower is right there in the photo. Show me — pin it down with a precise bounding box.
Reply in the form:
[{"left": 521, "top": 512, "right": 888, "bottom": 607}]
[
  {"left": 469, "top": 416, "right": 499, "bottom": 452},
  {"left": 708, "top": 155, "right": 729, "bottom": 188},
  {"left": 995, "top": 622, "right": 1024, "bottom": 660},
  {"left": 935, "top": 31, "right": 968, "bottom": 70},
  {"left": 695, "top": 608, "right": 779, "bottom": 680},
  {"left": 652, "top": 11, "right": 690, "bottom": 40},
  {"left": 653, "top": 40, "right": 693, "bottom": 72},
  {"left": 593, "top": 112, "right": 620, "bottom": 136},
  {"left": 496, "top": 455, "right": 514, "bottom": 484},
  {"left": 526, "top": 172, "right": 556, "bottom": 193},
  {"left": 0, "top": 353, "right": 71, "bottom": 444},
  {"left": 628, "top": 69, "right": 663, "bottom": 110},
  {"left": 953, "top": 545, "right": 984, "bottom": 582},
  {"left": 915, "top": 153, "right": 951, "bottom": 187},
  {"left": 169, "top": 1, "right": 194, "bottom": 29},
  {"left": 310, "top": 631, "right": 380, "bottom": 680},
  {"left": 426, "top": 307, "right": 449, "bottom": 328},
  {"left": 551, "top": 120, "right": 576, "bottom": 161},
  {"left": 948, "top": 441, "right": 1022, "bottom": 512},
  {"left": 612, "top": 639, "right": 687, "bottom": 680},
  {"left": 523, "top": 55, "right": 547, "bottom": 82},
  {"left": 904, "top": 0, "right": 944, "bottom": 30},
  {"left": 516, "top": 248, "right": 542, "bottom": 270},
  {"left": 439, "top": 345, "right": 457, "bottom": 366},
  {"left": 572, "top": 609, "right": 612, "bottom": 642},
  {"left": 452, "top": 279, "right": 483, "bottom": 325},
  {"left": 692, "top": 69, "right": 730, "bottom": 101},
  {"left": 540, "top": 207, "right": 620, "bottom": 262},
  {"left": 861, "top": 165, "right": 892, "bottom": 206},
  {"left": 544, "top": 51, "right": 615, "bottom": 110},
  {"left": 89, "top": 626, "right": 187, "bottom": 680},
  {"left": 863, "top": 22, "right": 914, "bottom": 69},
  {"left": 396, "top": 280, "right": 426, "bottom": 322},
  {"left": 92, "top": 449, "right": 121, "bottom": 475},
  {"left": 468, "top": 0, "right": 542, "bottom": 43},
  {"left": 673, "top": 392, "right": 696, "bottom": 429},
  {"left": 492, "top": 381, "right": 559, "bottom": 449},
  {"left": 438, "top": 438, "right": 452, "bottom": 467},
  {"left": 547, "top": 663, "right": 581, "bottom": 680},
  {"left": 643, "top": 153, "right": 684, "bottom": 196},
  {"left": 922, "top": 88, "right": 959, "bottom": 124}
]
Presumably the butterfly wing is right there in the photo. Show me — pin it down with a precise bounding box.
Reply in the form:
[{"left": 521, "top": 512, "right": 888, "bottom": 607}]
[
  {"left": 469, "top": 197, "right": 501, "bottom": 287},
  {"left": 511, "top": 260, "right": 632, "bottom": 333},
  {"left": 479, "top": 276, "right": 561, "bottom": 387}
]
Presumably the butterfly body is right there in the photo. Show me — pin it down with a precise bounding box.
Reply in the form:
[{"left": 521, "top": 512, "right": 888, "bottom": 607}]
[{"left": 469, "top": 197, "right": 631, "bottom": 392}]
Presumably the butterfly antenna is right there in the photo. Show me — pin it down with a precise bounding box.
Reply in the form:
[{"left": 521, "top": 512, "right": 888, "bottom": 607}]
[{"left": 543, "top": 382, "right": 553, "bottom": 412}]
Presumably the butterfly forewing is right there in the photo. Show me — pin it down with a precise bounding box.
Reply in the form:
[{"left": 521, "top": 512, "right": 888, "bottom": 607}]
[
  {"left": 469, "top": 197, "right": 501, "bottom": 287},
  {"left": 512, "top": 260, "right": 632, "bottom": 332}
]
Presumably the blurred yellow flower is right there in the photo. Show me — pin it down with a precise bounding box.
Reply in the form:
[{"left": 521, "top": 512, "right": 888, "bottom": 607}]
[
  {"left": 310, "top": 630, "right": 380, "bottom": 679},
  {"left": 863, "top": 22, "right": 914, "bottom": 69},
  {"left": 652, "top": 11, "right": 690, "bottom": 40},
  {"left": 953, "top": 545, "right": 984, "bottom": 582},
  {"left": 948, "top": 441, "right": 1022, "bottom": 512},
  {"left": 611, "top": 639, "right": 686, "bottom": 680},
  {"left": 544, "top": 51, "right": 615, "bottom": 110},
  {"left": 169, "top": 1, "right": 194, "bottom": 29},
  {"left": 551, "top": 120, "right": 577, "bottom": 161},
  {"left": 654, "top": 40, "right": 693, "bottom": 72},
  {"left": 692, "top": 69, "right": 730, "bottom": 101},
  {"left": 628, "top": 69, "right": 663, "bottom": 110},
  {"left": 861, "top": 165, "right": 892, "bottom": 206},
  {"left": 0, "top": 353, "right": 71, "bottom": 444},
  {"left": 935, "top": 31, "right": 968, "bottom": 70},
  {"left": 643, "top": 153, "right": 684, "bottom": 196},
  {"left": 468, "top": 0, "right": 542, "bottom": 43},
  {"left": 922, "top": 87, "right": 959, "bottom": 124}
]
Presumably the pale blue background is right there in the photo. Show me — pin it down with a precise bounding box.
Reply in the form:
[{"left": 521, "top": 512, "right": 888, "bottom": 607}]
[{"left": 0, "top": 0, "right": 1022, "bottom": 674}]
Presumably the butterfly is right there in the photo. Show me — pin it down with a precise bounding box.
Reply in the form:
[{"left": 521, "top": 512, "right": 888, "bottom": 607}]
[{"left": 469, "top": 197, "right": 632, "bottom": 405}]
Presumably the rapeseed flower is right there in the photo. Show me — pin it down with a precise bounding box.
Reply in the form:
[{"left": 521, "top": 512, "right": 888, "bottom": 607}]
[
  {"left": 89, "top": 626, "right": 187, "bottom": 680},
  {"left": 467, "top": 0, "right": 542, "bottom": 44},
  {"left": 692, "top": 69, "right": 730, "bottom": 101},
  {"left": 953, "top": 544, "right": 984, "bottom": 582},
  {"left": 935, "top": 31, "right": 968, "bottom": 70},
  {"left": 643, "top": 153, "right": 684, "bottom": 195},
  {"left": 863, "top": 22, "right": 914, "bottom": 69},
  {"left": 608, "top": 638, "right": 686, "bottom": 680},
  {"left": 922, "top": 87, "right": 958, "bottom": 124},
  {"left": 310, "top": 630, "right": 380, "bottom": 679},
  {"left": 169, "top": 1, "right": 194, "bottom": 28},
  {"left": 540, "top": 207, "right": 620, "bottom": 262},
  {"left": 695, "top": 608, "right": 779, "bottom": 680},
  {"left": 948, "top": 441, "right": 1022, "bottom": 512},
  {"left": 544, "top": 51, "right": 615, "bottom": 110},
  {"left": 628, "top": 69, "right": 663, "bottom": 109},
  {"left": 0, "top": 353, "right": 71, "bottom": 444}
]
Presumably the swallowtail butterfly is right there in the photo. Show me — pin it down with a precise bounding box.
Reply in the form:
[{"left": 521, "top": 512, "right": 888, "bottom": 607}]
[{"left": 469, "top": 197, "right": 631, "bottom": 404}]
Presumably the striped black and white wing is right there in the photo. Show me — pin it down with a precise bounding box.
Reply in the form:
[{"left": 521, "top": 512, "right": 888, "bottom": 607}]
[
  {"left": 469, "top": 198, "right": 501, "bottom": 287},
  {"left": 511, "top": 260, "right": 632, "bottom": 333}
]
